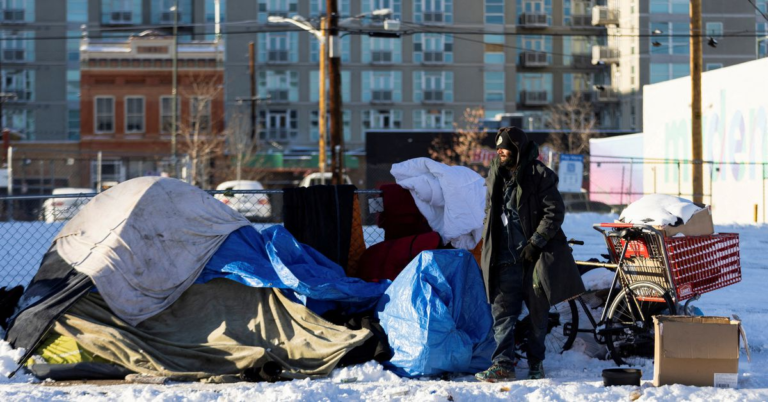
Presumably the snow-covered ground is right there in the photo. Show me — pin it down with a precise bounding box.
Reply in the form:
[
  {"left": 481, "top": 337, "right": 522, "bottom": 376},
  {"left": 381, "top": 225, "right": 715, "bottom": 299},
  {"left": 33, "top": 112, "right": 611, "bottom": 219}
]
[{"left": 0, "top": 212, "right": 766, "bottom": 401}]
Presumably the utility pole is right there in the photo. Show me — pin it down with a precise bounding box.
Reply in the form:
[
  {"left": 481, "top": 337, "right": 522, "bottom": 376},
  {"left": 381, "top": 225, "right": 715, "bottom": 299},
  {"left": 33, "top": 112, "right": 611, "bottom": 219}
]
[
  {"left": 690, "top": 0, "right": 703, "bottom": 204},
  {"left": 318, "top": 17, "right": 327, "bottom": 182},
  {"left": 171, "top": 0, "right": 180, "bottom": 178},
  {"left": 249, "top": 41, "right": 256, "bottom": 140},
  {"left": 326, "top": 0, "right": 344, "bottom": 185}
]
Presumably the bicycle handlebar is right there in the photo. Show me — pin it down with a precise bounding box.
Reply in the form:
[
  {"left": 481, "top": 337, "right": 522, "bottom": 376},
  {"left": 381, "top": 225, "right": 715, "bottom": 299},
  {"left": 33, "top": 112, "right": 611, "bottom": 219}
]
[{"left": 567, "top": 239, "right": 585, "bottom": 246}]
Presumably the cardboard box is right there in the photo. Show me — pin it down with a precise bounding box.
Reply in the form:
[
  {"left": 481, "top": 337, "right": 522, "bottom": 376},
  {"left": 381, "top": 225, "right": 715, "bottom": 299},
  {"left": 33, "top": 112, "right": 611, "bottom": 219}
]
[
  {"left": 655, "top": 206, "right": 714, "bottom": 237},
  {"left": 653, "top": 315, "right": 741, "bottom": 388}
]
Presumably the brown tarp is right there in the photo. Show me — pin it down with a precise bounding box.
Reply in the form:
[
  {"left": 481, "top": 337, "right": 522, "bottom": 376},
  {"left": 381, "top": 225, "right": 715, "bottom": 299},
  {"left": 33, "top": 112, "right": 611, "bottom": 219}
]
[{"left": 52, "top": 279, "right": 372, "bottom": 380}]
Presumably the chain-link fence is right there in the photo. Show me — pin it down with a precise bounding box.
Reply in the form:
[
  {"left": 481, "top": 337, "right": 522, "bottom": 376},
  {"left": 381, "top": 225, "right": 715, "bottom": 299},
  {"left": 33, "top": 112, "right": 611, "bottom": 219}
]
[{"left": 0, "top": 189, "right": 385, "bottom": 288}]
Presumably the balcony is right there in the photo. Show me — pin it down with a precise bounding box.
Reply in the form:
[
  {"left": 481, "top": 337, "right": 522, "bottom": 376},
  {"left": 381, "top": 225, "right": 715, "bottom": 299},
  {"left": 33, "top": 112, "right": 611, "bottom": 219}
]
[
  {"left": 570, "top": 14, "right": 592, "bottom": 27},
  {"left": 572, "top": 54, "right": 596, "bottom": 68},
  {"left": 596, "top": 86, "right": 619, "bottom": 102},
  {"left": 263, "top": 128, "right": 291, "bottom": 140},
  {"left": 520, "top": 51, "right": 549, "bottom": 67},
  {"left": 109, "top": 11, "right": 133, "bottom": 24},
  {"left": 566, "top": 91, "right": 595, "bottom": 103},
  {"left": 520, "top": 90, "right": 549, "bottom": 106},
  {"left": 2, "top": 9, "right": 24, "bottom": 23},
  {"left": 371, "top": 90, "right": 394, "bottom": 104},
  {"left": 422, "top": 11, "right": 445, "bottom": 24},
  {"left": 2, "top": 49, "right": 24, "bottom": 62},
  {"left": 592, "top": 46, "right": 619, "bottom": 65},
  {"left": 268, "top": 89, "right": 290, "bottom": 103},
  {"left": 519, "top": 12, "right": 548, "bottom": 28},
  {"left": 371, "top": 50, "right": 394, "bottom": 64},
  {"left": 422, "top": 90, "right": 444, "bottom": 104},
  {"left": 592, "top": 6, "right": 619, "bottom": 26},
  {"left": 160, "top": 11, "right": 176, "bottom": 23},
  {"left": 422, "top": 51, "right": 445, "bottom": 64},
  {"left": 267, "top": 50, "right": 289, "bottom": 63}
]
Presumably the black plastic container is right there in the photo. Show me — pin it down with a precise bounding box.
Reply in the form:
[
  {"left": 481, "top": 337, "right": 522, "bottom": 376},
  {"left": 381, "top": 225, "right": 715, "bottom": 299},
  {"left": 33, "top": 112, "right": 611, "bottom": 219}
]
[{"left": 602, "top": 368, "right": 642, "bottom": 386}]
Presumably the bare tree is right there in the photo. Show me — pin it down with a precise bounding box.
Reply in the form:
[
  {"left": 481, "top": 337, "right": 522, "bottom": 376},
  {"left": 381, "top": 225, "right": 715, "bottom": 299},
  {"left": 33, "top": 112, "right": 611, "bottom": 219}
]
[
  {"left": 221, "top": 109, "right": 269, "bottom": 184},
  {"left": 544, "top": 95, "right": 602, "bottom": 155},
  {"left": 177, "top": 74, "right": 226, "bottom": 189},
  {"left": 429, "top": 106, "right": 492, "bottom": 171}
]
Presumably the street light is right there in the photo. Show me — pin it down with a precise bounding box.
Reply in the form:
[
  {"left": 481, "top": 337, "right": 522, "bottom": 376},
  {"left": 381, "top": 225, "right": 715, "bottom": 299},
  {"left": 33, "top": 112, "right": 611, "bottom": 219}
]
[{"left": 171, "top": 1, "right": 179, "bottom": 178}]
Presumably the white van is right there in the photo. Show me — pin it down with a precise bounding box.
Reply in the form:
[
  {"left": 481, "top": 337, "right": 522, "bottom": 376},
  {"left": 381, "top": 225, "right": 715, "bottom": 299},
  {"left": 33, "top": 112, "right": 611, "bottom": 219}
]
[
  {"left": 298, "top": 172, "right": 352, "bottom": 187},
  {"left": 41, "top": 187, "right": 96, "bottom": 223},
  {"left": 214, "top": 180, "right": 272, "bottom": 221}
]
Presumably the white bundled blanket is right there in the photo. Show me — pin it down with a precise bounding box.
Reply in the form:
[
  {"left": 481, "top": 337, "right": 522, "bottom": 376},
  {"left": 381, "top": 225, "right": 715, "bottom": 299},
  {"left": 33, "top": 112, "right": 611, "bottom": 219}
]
[
  {"left": 619, "top": 194, "right": 702, "bottom": 226},
  {"left": 391, "top": 158, "right": 486, "bottom": 250}
]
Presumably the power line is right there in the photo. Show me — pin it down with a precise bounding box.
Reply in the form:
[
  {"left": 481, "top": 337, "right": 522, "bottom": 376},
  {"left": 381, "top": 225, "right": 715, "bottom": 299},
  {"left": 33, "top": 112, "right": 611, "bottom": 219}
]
[{"left": 747, "top": 0, "right": 768, "bottom": 23}]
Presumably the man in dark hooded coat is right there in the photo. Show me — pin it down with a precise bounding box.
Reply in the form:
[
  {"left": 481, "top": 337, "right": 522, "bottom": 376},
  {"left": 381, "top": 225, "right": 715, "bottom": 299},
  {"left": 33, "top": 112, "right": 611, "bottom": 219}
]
[{"left": 475, "top": 126, "right": 585, "bottom": 382}]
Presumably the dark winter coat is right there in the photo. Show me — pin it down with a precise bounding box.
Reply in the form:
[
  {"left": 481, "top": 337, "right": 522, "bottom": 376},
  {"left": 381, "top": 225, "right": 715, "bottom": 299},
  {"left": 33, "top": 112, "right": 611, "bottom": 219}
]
[{"left": 480, "top": 135, "right": 585, "bottom": 305}]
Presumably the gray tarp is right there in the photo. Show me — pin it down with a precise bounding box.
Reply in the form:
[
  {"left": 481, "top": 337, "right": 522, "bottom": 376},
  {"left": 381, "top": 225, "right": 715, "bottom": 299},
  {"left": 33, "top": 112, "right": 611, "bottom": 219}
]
[
  {"left": 55, "top": 177, "right": 250, "bottom": 326},
  {"left": 52, "top": 279, "right": 372, "bottom": 380}
]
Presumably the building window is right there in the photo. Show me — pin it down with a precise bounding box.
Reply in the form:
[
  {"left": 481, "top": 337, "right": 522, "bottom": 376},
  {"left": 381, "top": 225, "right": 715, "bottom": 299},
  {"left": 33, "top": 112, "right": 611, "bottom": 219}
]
[
  {"left": 413, "top": 109, "right": 453, "bottom": 129},
  {"left": 3, "top": 69, "right": 33, "bottom": 101},
  {"left": 103, "top": 0, "right": 139, "bottom": 24},
  {"left": 363, "top": 109, "right": 402, "bottom": 130},
  {"left": 650, "top": 62, "right": 690, "bottom": 84},
  {"left": 485, "top": 0, "right": 504, "bottom": 24},
  {"left": 258, "top": 32, "right": 298, "bottom": 63},
  {"left": 205, "top": 0, "right": 226, "bottom": 22},
  {"left": 650, "top": 22, "right": 689, "bottom": 55},
  {"left": 310, "top": 110, "right": 351, "bottom": 141},
  {"left": 650, "top": 0, "right": 688, "bottom": 14},
  {"left": 705, "top": 63, "right": 723, "bottom": 71},
  {"left": 516, "top": 73, "right": 553, "bottom": 104},
  {"left": 414, "top": 0, "right": 453, "bottom": 24},
  {"left": 484, "top": 71, "right": 504, "bottom": 102},
  {"left": 258, "top": 109, "right": 298, "bottom": 140},
  {"left": 705, "top": 22, "right": 723, "bottom": 38},
  {"left": 484, "top": 34, "right": 505, "bottom": 64},
  {"left": 3, "top": 109, "right": 33, "bottom": 138},
  {"left": 413, "top": 33, "right": 453, "bottom": 63},
  {"left": 309, "top": 0, "right": 351, "bottom": 17},
  {"left": 258, "top": 70, "right": 299, "bottom": 103},
  {"left": 2, "top": 0, "right": 33, "bottom": 22},
  {"left": 362, "top": 71, "right": 402, "bottom": 103},
  {"left": 189, "top": 97, "right": 211, "bottom": 133},
  {"left": 125, "top": 96, "right": 144, "bottom": 133},
  {"left": 362, "top": 0, "right": 402, "bottom": 20},
  {"left": 258, "top": 0, "right": 298, "bottom": 23},
  {"left": 310, "top": 70, "right": 350, "bottom": 103},
  {"left": 95, "top": 96, "right": 115, "bottom": 133},
  {"left": 160, "top": 96, "right": 180, "bottom": 133},
  {"left": 152, "top": 0, "right": 192, "bottom": 25},
  {"left": 363, "top": 36, "right": 402, "bottom": 64},
  {"left": 310, "top": 35, "right": 350, "bottom": 63},
  {"left": 1, "top": 31, "right": 32, "bottom": 62},
  {"left": 68, "top": 110, "right": 80, "bottom": 140},
  {"left": 413, "top": 71, "right": 453, "bottom": 103}
]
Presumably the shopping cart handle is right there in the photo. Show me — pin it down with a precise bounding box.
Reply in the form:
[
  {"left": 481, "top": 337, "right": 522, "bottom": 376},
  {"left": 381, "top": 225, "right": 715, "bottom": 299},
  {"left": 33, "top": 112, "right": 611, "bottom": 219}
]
[{"left": 598, "top": 223, "right": 635, "bottom": 228}]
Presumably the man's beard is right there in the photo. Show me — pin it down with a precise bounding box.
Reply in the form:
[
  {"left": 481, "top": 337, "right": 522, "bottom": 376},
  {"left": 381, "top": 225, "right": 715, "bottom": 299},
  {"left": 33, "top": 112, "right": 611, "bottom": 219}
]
[{"left": 499, "top": 155, "right": 517, "bottom": 169}]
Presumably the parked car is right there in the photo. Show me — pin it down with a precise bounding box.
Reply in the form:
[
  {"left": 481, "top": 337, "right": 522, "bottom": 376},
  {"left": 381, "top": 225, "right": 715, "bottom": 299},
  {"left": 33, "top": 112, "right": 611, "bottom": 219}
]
[
  {"left": 41, "top": 187, "right": 96, "bottom": 223},
  {"left": 298, "top": 172, "right": 352, "bottom": 187},
  {"left": 214, "top": 180, "right": 272, "bottom": 221}
]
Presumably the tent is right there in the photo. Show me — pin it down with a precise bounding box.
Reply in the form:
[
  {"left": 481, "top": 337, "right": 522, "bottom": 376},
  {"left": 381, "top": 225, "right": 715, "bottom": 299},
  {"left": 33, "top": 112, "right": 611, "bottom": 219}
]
[{"left": 4, "top": 177, "right": 388, "bottom": 381}]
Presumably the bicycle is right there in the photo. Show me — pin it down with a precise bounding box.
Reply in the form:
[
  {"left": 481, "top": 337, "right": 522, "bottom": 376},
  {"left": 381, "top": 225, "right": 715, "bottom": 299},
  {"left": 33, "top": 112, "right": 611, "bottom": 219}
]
[{"left": 516, "top": 223, "right": 742, "bottom": 366}]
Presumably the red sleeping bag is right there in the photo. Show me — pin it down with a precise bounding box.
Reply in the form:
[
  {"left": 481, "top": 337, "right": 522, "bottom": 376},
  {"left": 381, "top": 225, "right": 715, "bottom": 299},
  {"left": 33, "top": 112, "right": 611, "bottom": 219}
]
[
  {"left": 377, "top": 183, "right": 432, "bottom": 241},
  {"left": 356, "top": 231, "right": 441, "bottom": 283}
]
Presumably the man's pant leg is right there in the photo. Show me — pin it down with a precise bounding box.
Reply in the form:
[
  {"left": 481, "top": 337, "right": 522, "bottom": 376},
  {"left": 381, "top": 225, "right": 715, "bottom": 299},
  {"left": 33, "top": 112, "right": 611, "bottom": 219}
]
[
  {"left": 523, "top": 265, "right": 551, "bottom": 363},
  {"left": 490, "top": 262, "right": 524, "bottom": 366}
]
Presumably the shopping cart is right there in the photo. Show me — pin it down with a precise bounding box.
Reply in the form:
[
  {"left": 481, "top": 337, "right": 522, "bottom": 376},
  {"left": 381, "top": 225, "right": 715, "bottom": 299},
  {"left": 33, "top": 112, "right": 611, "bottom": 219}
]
[{"left": 522, "top": 223, "right": 741, "bottom": 366}]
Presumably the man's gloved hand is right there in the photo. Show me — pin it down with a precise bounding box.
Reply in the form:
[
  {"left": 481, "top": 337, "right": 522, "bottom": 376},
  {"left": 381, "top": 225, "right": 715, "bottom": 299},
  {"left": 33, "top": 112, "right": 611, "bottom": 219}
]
[{"left": 521, "top": 242, "right": 542, "bottom": 263}]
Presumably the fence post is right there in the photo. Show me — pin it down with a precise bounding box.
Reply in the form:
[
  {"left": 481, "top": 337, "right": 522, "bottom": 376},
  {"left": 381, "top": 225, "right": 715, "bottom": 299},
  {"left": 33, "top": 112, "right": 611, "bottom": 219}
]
[
  {"left": 7, "top": 146, "right": 12, "bottom": 221},
  {"left": 96, "top": 151, "right": 103, "bottom": 192},
  {"left": 620, "top": 166, "right": 625, "bottom": 206},
  {"left": 763, "top": 163, "right": 766, "bottom": 223},
  {"left": 677, "top": 160, "right": 682, "bottom": 197},
  {"left": 628, "top": 159, "right": 634, "bottom": 203}
]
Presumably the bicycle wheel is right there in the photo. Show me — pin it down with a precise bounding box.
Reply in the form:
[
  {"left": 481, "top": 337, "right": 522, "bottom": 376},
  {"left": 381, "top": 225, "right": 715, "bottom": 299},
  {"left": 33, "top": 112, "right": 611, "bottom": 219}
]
[
  {"left": 604, "top": 281, "right": 676, "bottom": 366},
  {"left": 516, "top": 299, "right": 579, "bottom": 358}
]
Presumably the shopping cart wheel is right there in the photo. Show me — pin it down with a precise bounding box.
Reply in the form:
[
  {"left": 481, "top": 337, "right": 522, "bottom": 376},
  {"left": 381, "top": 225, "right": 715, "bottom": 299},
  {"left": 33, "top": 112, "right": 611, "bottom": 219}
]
[{"left": 603, "top": 281, "right": 676, "bottom": 366}]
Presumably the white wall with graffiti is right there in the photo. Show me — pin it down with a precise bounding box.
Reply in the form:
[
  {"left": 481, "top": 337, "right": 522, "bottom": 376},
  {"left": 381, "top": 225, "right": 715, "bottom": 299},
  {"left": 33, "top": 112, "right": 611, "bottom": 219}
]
[{"left": 643, "top": 57, "right": 768, "bottom": 224}]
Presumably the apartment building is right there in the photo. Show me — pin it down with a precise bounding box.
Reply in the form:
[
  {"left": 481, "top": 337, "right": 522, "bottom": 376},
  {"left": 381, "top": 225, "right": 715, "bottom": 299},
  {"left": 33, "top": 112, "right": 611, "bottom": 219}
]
[{"left": 594, "top": 0, "right": 762, "bottom": 131}]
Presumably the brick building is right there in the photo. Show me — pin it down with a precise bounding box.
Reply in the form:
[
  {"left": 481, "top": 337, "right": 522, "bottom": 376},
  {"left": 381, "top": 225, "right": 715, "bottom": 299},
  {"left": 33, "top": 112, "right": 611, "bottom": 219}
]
[{"left": 79, "top": 30, "right": 225, "bottom": 189}]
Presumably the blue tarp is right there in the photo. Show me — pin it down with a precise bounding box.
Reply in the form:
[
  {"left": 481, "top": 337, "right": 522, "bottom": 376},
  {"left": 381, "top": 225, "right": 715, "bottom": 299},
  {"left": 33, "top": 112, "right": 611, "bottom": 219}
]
[
  {"left": 376, "top": 250, "right": 495, "bottom": 377},
  {"left": 198, "top": 225, "right": 390, "bottom": 315}
]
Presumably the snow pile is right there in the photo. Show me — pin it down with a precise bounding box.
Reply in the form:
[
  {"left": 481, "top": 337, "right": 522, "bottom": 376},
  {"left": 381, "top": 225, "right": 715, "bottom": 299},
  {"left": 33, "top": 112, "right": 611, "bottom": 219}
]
[
  {"left": 0, "top": 341, "right": 30, "bottom": 383},
  {"left": 581, "top": 268, "right": 614, "bottom": 291},
  {"left": 329, "top": 361, "right": 401, "bottom": 384},
  {"left": 619, "top": 194, "right": 702, "bottom": 226}
]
